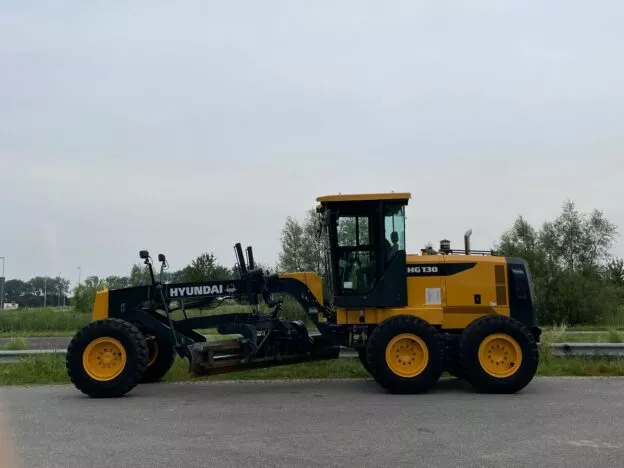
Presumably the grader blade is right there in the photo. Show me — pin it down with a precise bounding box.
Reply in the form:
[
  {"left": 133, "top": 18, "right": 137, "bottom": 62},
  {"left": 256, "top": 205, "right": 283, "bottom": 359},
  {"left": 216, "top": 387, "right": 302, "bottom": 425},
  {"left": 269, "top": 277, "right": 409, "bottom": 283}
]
[{"left": 188, "top": 337, "right": 340, "bottom": 376}]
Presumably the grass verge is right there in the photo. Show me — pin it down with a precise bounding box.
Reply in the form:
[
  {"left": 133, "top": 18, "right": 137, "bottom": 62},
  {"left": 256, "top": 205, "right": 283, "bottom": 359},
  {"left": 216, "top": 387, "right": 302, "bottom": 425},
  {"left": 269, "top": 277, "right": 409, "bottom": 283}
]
[
  {"left": 543, "top": 325, "right": 624, "bottom": 332},
  {"left": 2, "top": 352, "right": 624, "bottom": 387},
  {"left": 0, "top": 308, "right": 90, "bottom": 335},
  {"left": 0, "top": 331, "right": 77, "bottom": 338}
]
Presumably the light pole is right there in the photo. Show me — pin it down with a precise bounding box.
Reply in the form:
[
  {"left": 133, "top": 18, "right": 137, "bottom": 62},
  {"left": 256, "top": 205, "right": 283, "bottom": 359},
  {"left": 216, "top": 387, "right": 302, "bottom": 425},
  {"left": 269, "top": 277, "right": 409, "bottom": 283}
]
[
  {"left": 77, "top": 266, "right": 81, "bottom": 285},
  {"left": 43, "top": 277, "right": 47, "bottom": 308}
]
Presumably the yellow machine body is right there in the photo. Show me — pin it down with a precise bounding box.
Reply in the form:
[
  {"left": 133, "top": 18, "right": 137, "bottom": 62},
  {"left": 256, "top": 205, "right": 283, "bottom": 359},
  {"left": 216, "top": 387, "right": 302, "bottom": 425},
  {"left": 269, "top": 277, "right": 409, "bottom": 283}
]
[{"left": 335, "top": 254, "right": 508, "bottom": 329}]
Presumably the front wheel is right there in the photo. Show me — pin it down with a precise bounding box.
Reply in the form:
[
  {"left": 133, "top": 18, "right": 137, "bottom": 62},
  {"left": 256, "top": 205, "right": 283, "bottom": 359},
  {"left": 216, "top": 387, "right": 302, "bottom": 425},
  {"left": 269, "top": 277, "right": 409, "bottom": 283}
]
[
  {"left": 459, "top": 315, "right": 538, "bottom": 394},
  {"left": 66, "top": 318, "right": 149, "bottom": 398},
  {"left": 366, "top": 315, "right": 443, "bottom": 394}
]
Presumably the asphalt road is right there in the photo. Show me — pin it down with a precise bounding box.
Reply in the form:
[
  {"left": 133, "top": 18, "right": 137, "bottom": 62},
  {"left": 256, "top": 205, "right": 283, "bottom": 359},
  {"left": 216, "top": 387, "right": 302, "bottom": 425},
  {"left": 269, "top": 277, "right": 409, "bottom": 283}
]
[{"left": 1, "top": 378, "right": 624, "bottom": 468}]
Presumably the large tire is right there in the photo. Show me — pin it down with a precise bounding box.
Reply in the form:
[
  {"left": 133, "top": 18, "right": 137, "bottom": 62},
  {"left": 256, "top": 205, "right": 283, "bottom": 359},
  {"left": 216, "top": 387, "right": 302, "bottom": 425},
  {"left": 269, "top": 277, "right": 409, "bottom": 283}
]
[
  {"left": 459, "top": 315, "right": 538, "bottom": 394},
  {"left": 66, "top": 318, "right": 149, "bottom": 398},
  {"left": 366, "top": 315, "right": 443, "bottom": 394},
  {"left": 141, "top": 335, "right": 176, "bottom": 383}
]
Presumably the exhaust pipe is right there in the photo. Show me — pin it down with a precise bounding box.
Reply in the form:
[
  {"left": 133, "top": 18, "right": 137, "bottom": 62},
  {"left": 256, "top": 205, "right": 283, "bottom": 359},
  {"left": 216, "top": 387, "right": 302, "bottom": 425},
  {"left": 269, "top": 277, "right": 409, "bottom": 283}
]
[{"left": 464, "top": 230, "right": 472, "bottom": 255}]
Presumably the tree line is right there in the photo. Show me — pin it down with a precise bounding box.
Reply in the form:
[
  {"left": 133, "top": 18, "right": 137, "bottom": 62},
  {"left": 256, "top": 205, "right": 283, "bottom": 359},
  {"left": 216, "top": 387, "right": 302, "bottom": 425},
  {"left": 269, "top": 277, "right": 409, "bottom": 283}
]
[{"left": 3, "top": 276, "right": 71, "bottom": 308}]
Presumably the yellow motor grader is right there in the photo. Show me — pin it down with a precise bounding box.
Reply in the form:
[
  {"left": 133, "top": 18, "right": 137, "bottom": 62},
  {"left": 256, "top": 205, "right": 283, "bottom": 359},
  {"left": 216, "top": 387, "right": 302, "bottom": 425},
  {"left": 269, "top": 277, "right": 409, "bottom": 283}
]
[{"left": 66, "top": 192, "right": 540, "bottom": 397}]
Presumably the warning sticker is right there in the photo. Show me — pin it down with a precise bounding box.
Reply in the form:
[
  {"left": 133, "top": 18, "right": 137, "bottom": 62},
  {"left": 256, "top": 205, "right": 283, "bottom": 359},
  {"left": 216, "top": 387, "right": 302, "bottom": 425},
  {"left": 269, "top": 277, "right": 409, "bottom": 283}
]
[{"left": 425, "top": 288, "right": 442, "bottom": 305}]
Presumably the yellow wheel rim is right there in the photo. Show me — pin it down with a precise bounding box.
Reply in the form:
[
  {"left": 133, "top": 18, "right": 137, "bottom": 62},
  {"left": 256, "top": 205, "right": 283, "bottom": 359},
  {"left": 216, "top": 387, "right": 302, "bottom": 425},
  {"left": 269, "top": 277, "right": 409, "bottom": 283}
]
[
  {"left": 478, "top": 333, "right": 522, "bottom": 378},
  {"left": 82, "top": 337, "right": 127, "bottom": 381},
  {"left": 147, "top": 339, "right": 159, "bottom": 367},
  {"left": 385, "top": 333, "right": 429, "bottom": 378}
]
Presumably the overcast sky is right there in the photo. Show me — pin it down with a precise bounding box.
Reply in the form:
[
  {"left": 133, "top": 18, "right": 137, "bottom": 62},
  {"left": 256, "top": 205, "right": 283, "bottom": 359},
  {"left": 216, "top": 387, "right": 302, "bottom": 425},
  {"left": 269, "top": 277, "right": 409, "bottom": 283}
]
[{"left": 1, "top": 1, "right": 623, "bottom": 283}]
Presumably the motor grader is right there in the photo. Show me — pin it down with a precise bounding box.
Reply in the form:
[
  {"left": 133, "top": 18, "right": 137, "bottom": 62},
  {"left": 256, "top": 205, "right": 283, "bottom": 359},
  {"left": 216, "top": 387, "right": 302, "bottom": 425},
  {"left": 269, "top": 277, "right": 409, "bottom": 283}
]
[{"left": 66, "top": 192, "right": 540, "bottom": 397}]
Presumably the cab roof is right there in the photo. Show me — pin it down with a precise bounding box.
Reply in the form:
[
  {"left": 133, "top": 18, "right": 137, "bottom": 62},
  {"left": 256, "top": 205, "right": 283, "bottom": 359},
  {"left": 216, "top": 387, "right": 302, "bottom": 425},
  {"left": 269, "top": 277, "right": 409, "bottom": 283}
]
[{"left": 316, "top": 192, "right": 411, "bottom": 203}]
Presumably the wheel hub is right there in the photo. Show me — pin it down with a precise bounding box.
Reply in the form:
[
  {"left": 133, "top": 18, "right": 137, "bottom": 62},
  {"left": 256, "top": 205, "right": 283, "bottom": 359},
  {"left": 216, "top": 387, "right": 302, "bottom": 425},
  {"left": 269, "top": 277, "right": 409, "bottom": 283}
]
[
  {"left": 385, "top": 333, "right": 429, "bottom": 378},
  {"left": 82, "top": 337, "right": 127, "bottom": 381},
  {"left": 478, "top": 333, "right": 522, "bottom": 378}
]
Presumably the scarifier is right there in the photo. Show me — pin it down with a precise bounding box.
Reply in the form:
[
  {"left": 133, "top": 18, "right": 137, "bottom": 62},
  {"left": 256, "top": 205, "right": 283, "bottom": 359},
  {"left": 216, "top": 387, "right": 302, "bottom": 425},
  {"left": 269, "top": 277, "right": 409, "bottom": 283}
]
[{"left": 66, "top": 192, "right": 541, "bottom": 397}]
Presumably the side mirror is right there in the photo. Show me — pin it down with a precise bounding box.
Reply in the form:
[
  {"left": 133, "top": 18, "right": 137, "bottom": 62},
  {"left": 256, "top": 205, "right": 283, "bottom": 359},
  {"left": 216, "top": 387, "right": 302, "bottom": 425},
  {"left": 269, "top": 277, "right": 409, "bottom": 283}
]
[
  {"left": 158, "top": 254, "right": 166, "bottom": 262},
  {"left": 139, "top": 250, "right": 150, "bottom": 259}
]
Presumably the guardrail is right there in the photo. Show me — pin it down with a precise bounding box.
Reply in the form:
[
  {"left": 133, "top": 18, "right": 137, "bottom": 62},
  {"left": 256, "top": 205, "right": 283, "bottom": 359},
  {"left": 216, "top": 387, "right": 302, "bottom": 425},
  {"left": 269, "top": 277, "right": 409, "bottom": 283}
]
[
  {"left": 0, "top": 349, "right": 65, "bottom": 363},
  {"left": 1, "top": 343, "right": 624, "bottom": 364},
  {"left": 552, "top": 343, "right": 624, "bottom": 357}
]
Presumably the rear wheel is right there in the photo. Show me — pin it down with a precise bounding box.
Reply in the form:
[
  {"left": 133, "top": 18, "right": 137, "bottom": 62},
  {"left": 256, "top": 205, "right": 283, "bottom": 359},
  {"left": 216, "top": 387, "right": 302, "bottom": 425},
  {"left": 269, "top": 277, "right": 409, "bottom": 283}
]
[
  {"left": 140, "top": 335, "right": 176, "bottom": 383},
  {"left": 367, "top": 315, "right": 443, "bottom": 394},
  {"left": 66, "top": 319, "right": 149, "bottom": 398},
  {"left": 459, "top": 315, "right": 538, "bottom": 393}
]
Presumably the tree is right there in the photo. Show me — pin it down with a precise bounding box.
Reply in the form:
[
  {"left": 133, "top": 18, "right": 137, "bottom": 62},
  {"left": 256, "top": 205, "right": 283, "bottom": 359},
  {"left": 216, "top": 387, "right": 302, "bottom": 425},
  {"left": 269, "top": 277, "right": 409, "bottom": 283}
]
[
  {"left": 182, "top": 253, "right": 231, "bottom": 282},
  {"left": 301, "top": 209, "right": 328, "bottom": 276},
  {"left": 497, "top": 200, "right": 621, "bottom": 325},
  {"left": 129, "top": 264, "right": 151, "bottom": 286},
  {"left": 28, "top": 277, "right": 48, "bottom": 297},
  {"left": 498, "top": 216, "right": 547, "bottom": 279},
  {"left": 73, "top": 276, "right": 107, "bottom": 314},
  {"left": 605, "top": 259, "right": 624, "bottom": 287},
  {"left": 3, "top": 279, "right": 38, "bottom": 307},
  {"left": 162, "top": 269, "right": 185, "bottom": 284},
  {"left": 278, "top": 217, "right": 306, "bottom": 272},
  {"left": 104, "top": 275, "right": 130, "bottom": 290},
  {"left": 4, "top": 279, "right": 30, "bottom": 299},
  {"left": 539, "top": 200, "right": 617, "bottom": 273},
  {"left": 52, "top": 276, "right": 70, "bottom": 306},
  {"left": 278, "top": 210, "right": 328, "bottom": 274}
]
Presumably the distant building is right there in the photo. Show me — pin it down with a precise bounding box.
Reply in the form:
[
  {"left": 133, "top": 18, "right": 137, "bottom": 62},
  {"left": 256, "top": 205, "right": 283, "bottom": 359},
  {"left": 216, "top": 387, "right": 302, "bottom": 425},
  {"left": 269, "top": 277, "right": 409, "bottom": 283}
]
[{"left": 3, "top": 302, "right": 18, "bottom": 310}]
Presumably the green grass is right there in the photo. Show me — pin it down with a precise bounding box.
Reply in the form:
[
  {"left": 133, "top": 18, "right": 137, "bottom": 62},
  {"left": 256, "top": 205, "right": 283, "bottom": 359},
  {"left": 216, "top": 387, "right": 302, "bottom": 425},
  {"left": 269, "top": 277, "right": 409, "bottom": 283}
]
[
  {"left": 0, "top": 355, "right": 369, "bottom": 386},
  {"left": 536, "top": 356, "right": 624, "bottom": 376},
  {"left": 0, "top": 308, "right": 90, "bottom": 335},
  {"left": 607, "top": 328, "right": 624, "bottom": 343},
  {"left": 3, "top": 351, "right": 624, "bottom": 387},
  {"left": 0, "top": 355, "right": 70, "bottom": 385},
  {"left": 551, "top": 332, "right": 622, "bottom": 343},
  {"left": 545, "top": 325, "right": 624, "bottom": 332},
  {"left": 0, "top": 330, "right": 76, "bottom": 338},
  {"left": 536, "top": 331, "right": 624, "bottom": 376},
  {"left": 0, "top": 337, "right": 28, "bottom": 351}
]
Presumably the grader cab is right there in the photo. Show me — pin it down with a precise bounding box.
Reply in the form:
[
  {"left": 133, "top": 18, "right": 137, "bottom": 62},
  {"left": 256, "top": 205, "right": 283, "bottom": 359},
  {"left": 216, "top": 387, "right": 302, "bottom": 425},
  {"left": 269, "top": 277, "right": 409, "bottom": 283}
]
[{"left": 66, "top": 192, "right": 540, "bottom": 398}]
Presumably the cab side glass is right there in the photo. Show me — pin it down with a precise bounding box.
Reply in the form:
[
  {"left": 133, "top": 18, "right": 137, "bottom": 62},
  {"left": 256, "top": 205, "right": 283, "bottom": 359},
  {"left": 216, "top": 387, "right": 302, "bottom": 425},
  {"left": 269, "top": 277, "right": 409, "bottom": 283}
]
[{"left": 384, "top": 205, "right": 406, "bottom": 261}]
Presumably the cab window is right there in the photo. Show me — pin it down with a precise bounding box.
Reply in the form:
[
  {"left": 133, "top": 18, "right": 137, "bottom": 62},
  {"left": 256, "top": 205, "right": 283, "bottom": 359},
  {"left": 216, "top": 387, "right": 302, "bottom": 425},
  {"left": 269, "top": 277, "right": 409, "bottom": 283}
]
[
  {"left": 337, "top": 216, "right": 370, "bottom": 247},
  {"left": 335, "top": 215, "right": 376, "bottom": 294},
  {"left": 384, "top": 205, "right": 406, "bottom": 262}
]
